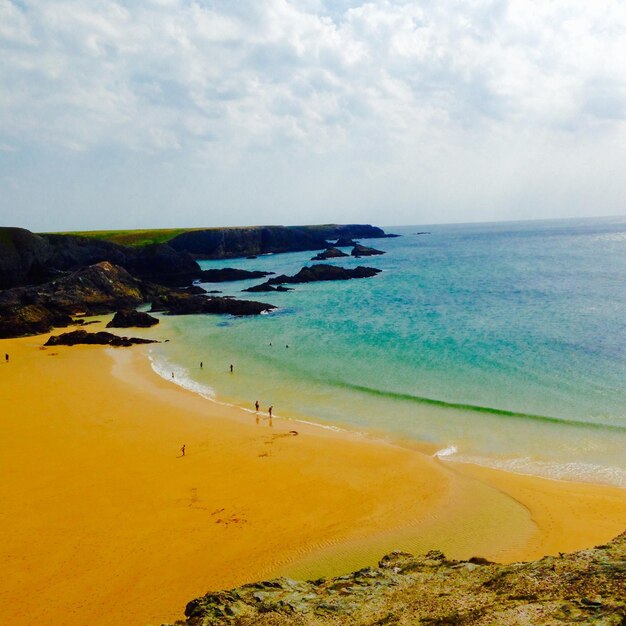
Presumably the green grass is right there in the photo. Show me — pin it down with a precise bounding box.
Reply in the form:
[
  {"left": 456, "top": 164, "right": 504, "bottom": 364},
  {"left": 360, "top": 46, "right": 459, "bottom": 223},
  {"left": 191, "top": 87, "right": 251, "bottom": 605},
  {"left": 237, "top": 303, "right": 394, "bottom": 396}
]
[{"left": 44, "top": 228, "right": 197, "bottom": 247}]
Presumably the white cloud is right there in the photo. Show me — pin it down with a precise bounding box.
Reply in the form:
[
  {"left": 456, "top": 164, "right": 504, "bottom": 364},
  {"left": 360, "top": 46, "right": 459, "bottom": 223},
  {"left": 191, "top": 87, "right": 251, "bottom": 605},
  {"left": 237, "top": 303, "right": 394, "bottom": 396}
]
[{"left": 1, "top": 0, "right": 626, "bottom": 228}]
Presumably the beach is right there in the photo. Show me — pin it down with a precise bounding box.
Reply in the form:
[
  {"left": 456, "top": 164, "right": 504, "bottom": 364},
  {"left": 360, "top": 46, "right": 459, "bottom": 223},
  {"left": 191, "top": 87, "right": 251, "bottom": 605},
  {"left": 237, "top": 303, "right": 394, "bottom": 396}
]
[{"left": 1, "top": 320, "right": 625, "bottom": 626}]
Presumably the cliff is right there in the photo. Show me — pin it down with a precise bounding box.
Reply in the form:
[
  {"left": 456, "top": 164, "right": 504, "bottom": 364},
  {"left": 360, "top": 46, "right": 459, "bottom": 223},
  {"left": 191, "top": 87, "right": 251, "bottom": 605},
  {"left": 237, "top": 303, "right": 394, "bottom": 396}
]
[
  {"left": 167, "top": 225, "right": 391, "bottom": 259},
  {"left": 0, "top": 225, "right": 394, "bottom": 289},
  {"left": 165, "top": 531, "right": 626, "bottom": 625}
]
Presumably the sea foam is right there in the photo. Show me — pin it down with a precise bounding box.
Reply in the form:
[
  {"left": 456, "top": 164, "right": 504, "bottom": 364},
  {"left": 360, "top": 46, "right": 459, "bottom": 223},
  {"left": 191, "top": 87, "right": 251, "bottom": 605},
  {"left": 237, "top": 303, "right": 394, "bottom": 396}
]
[{"left": 433, "top": 445, "right": 626, "bottom": 488}]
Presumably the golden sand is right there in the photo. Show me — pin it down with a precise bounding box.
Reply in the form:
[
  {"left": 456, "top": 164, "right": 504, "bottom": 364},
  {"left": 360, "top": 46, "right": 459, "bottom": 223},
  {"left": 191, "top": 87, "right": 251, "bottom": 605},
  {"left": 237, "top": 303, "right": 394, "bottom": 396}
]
[{"left": 1, "top": 323, "right": 624, "bottom": 626}]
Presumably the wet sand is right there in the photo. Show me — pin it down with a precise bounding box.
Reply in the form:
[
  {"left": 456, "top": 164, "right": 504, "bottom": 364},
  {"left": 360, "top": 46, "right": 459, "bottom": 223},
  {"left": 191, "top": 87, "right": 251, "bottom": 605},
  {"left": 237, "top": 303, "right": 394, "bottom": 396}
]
[{"left": 1, "top": 325, "right": 625, "bottom": 625}]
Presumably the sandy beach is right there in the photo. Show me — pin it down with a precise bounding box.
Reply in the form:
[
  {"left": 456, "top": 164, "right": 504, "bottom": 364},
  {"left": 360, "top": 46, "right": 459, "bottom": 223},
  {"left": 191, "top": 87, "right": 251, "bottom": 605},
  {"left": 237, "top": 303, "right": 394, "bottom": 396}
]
[{"left": 1, "top": 321, "right": 625, "bottom": 626}]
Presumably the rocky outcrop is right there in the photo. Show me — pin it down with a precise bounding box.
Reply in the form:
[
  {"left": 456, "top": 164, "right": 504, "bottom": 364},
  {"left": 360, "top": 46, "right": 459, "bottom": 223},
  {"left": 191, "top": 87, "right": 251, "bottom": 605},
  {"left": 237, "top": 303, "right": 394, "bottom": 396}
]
[
  {"left": 106, "top": 310, "right": 159, "bottom": 328},
  {"left": 333, "top": 237, "right": 357, "bottom": 247},
  {"left": 267, "top": 264, "right": 381, "bottom": 285},
  {"left": 168, "top": 225, "right": 395, "bottom": 260},
  {"left": 243, "top": 284, "right": 293, "bottom": 293},
  {"left": 0, "top": 225, "right": 394, "bottom": 290},
  {"left": 0, "top": 262, "right": 162, "bottom": 338},
  {"left": 45, "top": 330, "right": 157, "bottom": 347},
  {"left": 151, "top": 293, "right": 276, "bottom": 316},
  {"left": 0, "top": 227, "right": 53, "bottom": 288},
  {"left": 351, "top": 244, "right": 385, "bottom": 257},
  {"left": 0, "top": 228, "right": 202, "bottom": 290},
  {"left": 165, "top": 531, "right": 626, "bottom": 626},
  {"left": 198, "top": 268, "right": 274, "bottom": 283},
  {"left": 311, "top": 247, "right": 349, "bottom": 261}
]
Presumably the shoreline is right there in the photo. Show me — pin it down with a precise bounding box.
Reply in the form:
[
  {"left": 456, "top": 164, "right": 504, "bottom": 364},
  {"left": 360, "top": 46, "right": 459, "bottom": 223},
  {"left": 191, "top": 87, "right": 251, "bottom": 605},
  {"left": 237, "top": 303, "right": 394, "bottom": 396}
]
[{"left": 1, "top": 322, "right": 625, "bottom": 625}]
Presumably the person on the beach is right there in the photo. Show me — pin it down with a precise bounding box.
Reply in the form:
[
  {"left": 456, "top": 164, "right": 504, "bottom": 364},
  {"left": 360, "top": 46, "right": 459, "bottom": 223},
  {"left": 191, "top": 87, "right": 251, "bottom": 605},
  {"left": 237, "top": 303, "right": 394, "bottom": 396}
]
[
  {"left": 230, "top": 364, "right": 233, "bottom": 373},
  {"left": 200, "top": 361, "right": 203, "bottom": 368},
  {"left": 181, "top": 444, "right": 185, "bottom": 457},
  {"left": 171, "top": 372, "right": 174, "bottom": 379},
  {"left": 5, "top": 353, "right": 8, "bottom": 362},
  {"left": 255, "top": 400, "right": 259, "bottom": 412},
  {"left": 268, "top": 405, "right": 273, "bottom": 418}
]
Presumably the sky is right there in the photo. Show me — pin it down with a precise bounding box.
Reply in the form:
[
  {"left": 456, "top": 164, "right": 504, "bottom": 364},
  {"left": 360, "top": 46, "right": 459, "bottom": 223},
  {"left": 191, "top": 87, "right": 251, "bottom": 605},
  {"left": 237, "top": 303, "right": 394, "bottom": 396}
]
[{"left": 1, "top": 0, "right": 626, "bottom": 232}]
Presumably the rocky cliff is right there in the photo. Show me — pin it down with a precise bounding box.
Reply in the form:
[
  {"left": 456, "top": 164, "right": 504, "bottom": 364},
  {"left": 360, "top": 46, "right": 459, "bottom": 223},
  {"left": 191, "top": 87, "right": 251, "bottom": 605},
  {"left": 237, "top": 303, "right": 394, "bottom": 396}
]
[
  {"left": 0, "top": 225, "right": 394, "bottom": 289},
  {"left": 167, "top": 225, "right": 392, "bottom": 259},
  {"left": 165, "top": 531, "right": 626, "bottom": 625}
]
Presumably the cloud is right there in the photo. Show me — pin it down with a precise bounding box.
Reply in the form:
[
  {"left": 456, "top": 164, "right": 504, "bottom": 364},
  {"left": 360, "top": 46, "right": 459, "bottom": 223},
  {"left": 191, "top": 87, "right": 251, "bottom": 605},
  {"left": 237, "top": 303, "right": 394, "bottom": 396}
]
[{"left": 1, "top": 0, "right": 626, "bottom": 229}]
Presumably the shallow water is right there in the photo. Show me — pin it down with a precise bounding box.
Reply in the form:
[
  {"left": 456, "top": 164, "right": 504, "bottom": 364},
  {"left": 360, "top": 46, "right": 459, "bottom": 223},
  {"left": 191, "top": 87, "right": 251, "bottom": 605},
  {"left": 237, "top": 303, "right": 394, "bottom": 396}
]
[{"left": 149, "top": 216, "right": 626, "bottom": 487}]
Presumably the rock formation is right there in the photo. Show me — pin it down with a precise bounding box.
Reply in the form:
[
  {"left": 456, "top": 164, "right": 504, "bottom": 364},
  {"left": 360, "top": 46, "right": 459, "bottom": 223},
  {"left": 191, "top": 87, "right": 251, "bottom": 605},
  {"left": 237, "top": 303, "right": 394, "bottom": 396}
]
[
  {"left": 267, "top": 264, "right": 382, "bottom": 285},
  {"left": 151, "top": 293, "right": 276, "bottom": 316},
  {"left": 0, "top": 262, "right": 160, "bottom": 338},
  {"left": 311, "top": 247, "right": 349, "bottom": 261},
  {"left": 167, "top": 225, "right": 394, "bottom": 260},
  {"left": 45, "top": 330, "right": 157, "bottom": 347},
  {"left": 198, "top": 268, "right": 274, "bottom": 282},
  {"left": 351, "top": 244, "right": 385, "bottom": 257},
  {"left": 165, "top": 531, "right": 626, "bottom": 625},
  {"left": 106, "top": 310, "right": 160, "bottom": 328}
]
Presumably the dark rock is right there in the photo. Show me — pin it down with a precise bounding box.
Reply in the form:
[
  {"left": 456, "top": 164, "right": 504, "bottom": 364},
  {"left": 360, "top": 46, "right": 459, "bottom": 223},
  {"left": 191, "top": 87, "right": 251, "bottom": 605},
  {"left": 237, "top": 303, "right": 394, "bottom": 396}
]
[
  {"left": 242, "top": 283, "right": 294, "bottom": 293},
  {"left": 351, "top": 244, "right": 385, "bottom": 257},
  {"left": 207, "top": 290, "right": 222, "bottom": 294},
  {"left": 0, "top": 262, "right": 162, "bottom": 338},
  {"left": 168, "top": 225, "right": 395, "bottom": 260},
  {"left": 267, "top": 264, "right": 381, "bottom": 285},
  {"left": 333, "top": 237, "right": 357, "bottom": 247},
  {"left": 150, "top": 292, "right": 276, "bottom": 316},
  {"left": 106, "top": 310, "right": 159, "bottom": 328},
  {"left": 184, "top": 285, "right": 208, "bottom": 295},
  {"left": 198, "top": 268, "right": 274, "bottom": 282},
  {"left": 0, "top": 227, "right": 53, "bottom": 289},
  {"left": 45, "top": 330, "right": 157, "bottom": 347},
  {"left": 311, "top": 247, "right": 349, "bottom": 261},
  {"left": 124, "top": 243, "right": 201, "bottom": 286}
]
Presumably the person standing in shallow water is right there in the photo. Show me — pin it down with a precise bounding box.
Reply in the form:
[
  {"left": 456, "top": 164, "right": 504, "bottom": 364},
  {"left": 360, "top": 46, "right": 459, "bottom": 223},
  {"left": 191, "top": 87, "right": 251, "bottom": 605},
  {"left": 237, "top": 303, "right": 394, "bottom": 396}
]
[
  {"left": 230, "top": 364, "right": 233, "bottom": 373},
  {"left": 268, "top": 405, "right": 273, "bottom": 418},
  {"left": 255, "top": 400, "right": 259, "bottom": 412}
]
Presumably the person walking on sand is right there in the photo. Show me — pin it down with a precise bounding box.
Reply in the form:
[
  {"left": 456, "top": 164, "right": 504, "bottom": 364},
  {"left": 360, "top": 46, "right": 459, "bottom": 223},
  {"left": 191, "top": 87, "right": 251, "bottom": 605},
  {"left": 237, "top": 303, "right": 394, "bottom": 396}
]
[
  {"left": 181, "top": 444, "right": 186, "bottom": 457},
  {"left": 255, "top": 400, "right": 260, "bottom": 412},
  {"left": 5, "top": 353, "right": 8, "bottom": 362}
]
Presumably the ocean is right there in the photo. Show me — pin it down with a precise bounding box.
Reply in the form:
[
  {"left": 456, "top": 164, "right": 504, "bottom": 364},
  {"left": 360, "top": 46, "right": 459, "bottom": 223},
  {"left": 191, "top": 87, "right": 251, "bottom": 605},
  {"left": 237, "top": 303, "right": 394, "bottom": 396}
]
[{"left": 148, "top": 216, "right": 626, "bottom": 487}]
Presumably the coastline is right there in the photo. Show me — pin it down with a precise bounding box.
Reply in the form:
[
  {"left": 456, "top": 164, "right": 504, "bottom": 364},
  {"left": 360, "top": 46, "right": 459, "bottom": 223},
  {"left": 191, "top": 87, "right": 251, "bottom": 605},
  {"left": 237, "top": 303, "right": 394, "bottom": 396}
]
[{"left": 1, "top": 320, "right": 625, "bottom": 626}]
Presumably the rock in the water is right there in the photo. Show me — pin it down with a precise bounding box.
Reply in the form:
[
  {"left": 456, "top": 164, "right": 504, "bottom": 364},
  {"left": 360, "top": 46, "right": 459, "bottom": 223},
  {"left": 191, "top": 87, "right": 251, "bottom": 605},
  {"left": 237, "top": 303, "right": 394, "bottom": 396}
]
[
  {"left": 333, "top": 237, "right": 357, "bottom": 247},
  {"left": 351, "top": 244, "right": 385, "bottom": 257},
  {"left": 267, "top": 264, "right": 381, "bottom": 285},
  {"left": 184, "top": 285, "right": 207, "bottom": 295},
  {"left": 106, "top": 310, "right": 159, "bottom": 328},
  {"left": 242, "top": 283, "right": 293, "bottom": 293},
  {"left": 311, "top": 247, "right": 349, "bottom": 261},
  {"left": 151, "top": 293, "right": 276, "bottom": 316},
  {"left": 198, "top": 268, "right": 274, "bottom": 282},
  {"left": 45, "top": 330, "right": 157, "bottom": 347}
]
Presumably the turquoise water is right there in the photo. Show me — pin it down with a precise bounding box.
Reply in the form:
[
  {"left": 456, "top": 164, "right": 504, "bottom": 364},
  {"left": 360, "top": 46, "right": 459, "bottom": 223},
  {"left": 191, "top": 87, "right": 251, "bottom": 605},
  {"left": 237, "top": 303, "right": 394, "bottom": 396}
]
[{"left": 149, "top": 217, "right": 626, "bottom": 486}]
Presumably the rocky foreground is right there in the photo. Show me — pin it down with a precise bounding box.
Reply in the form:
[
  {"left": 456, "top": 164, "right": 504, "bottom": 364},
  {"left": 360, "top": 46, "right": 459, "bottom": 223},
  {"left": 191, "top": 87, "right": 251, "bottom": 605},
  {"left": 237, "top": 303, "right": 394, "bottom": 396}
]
[{"left": 164, "top": 531, "right": 626, "bottom": 625}]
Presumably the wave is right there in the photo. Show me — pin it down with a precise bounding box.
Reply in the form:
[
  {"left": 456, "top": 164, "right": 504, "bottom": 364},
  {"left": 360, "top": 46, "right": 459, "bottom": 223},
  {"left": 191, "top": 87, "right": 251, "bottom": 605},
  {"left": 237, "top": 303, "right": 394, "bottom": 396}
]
[
  {"left": 433, "top": 445, "right": 626, "bottom": 488},
  {"left": 148, "top": 351, "right": 348, "bottom": 434},
  {"left": 148, "top": 352, "right": 216, "bottom": 400},
  {"left": 335, "top": 380, "right": 626, "bottom": 433}
]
